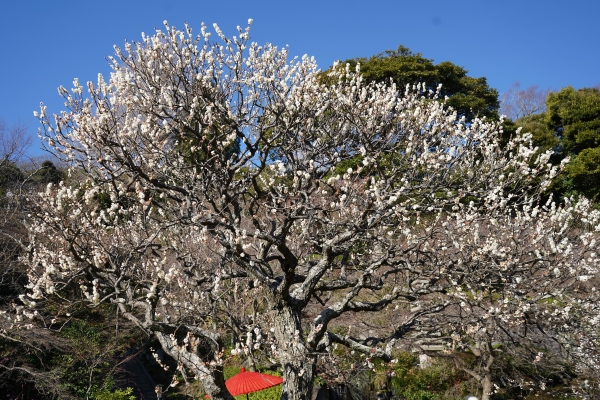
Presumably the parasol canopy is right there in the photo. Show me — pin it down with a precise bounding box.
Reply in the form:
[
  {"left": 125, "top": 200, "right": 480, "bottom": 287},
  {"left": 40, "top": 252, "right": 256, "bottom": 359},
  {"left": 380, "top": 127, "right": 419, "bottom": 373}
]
[{"left": 225, "top": 367, "right": 283, "bottom": 397}]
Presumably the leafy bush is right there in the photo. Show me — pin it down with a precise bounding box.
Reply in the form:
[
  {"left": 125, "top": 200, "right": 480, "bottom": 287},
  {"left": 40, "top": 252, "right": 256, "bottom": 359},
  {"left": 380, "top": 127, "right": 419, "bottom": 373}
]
[
  {"left": 388, "top": 353, "right": 467, "bottom": 400},
  {"left": 92, "top": 385, "right": 136, "bottom": 400}
]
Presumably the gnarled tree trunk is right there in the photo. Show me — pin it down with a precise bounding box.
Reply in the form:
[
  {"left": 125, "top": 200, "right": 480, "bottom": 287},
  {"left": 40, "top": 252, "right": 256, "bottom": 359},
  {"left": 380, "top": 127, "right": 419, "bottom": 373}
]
[
  {"left": 480, "top": 373, "right": 493, "bottom": 400},
  {"left": 156, "top": 332, "right": 234, "bottom": 400},
  {"left": 271, "top": 306, "right": 316, "bottom": 400}
]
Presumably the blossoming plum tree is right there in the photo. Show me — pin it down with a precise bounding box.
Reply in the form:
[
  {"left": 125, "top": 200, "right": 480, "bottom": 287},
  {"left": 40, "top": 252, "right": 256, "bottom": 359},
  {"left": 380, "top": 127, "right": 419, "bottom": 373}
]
[
  {"left": 22, "top": 21, "right": 600, "bottom": 400},
  {"left": 403, "top": 197, "right": 600, "bottom": 398}
]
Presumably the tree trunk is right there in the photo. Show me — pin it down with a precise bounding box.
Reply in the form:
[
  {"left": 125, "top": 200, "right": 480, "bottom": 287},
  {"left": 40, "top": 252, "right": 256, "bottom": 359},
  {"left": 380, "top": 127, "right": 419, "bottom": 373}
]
[
  {"left": 155, "top": 332, "right": 234, "bottom": 400},
  {"left": 480, "top": 373, "right": 493, "bottom": 400},
  {"left": 271, "top": 306, "right": 316, "bottom": 400},
  {"left": 280, "top": 358, "right": 315, "bottom": 400},
  {"left": 479, "top": 329, "right": 494, "bottom": 400}
]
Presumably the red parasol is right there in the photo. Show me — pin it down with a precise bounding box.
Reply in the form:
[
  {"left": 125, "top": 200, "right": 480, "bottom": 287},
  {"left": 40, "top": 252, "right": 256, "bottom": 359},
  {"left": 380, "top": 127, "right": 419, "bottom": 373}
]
[{"left": 225, "top": 367, "right": 283, "bottom": 399}]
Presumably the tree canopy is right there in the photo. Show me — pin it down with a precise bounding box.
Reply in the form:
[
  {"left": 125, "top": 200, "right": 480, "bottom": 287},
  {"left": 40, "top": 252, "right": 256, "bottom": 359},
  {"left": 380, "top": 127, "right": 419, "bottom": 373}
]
[
  {"left": 9, "top": 22, "right": 600, "bottom": 400},
  {"left": 547, "top": 86, "right": 600, "bottom": 155},
  {"left": 339, "top": 45, "right": 500, "bottom": 121},
  {"left": 31, "top": 160, "right": 63, "bottom": 184},
  {"left": 511, "top": 86, "right": 600, "bottom": 201}
]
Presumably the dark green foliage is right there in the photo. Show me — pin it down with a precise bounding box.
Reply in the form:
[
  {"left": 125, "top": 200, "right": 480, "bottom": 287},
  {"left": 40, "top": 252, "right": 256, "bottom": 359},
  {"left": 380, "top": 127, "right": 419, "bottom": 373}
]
[
  {"left": 0, "top": 161, "right": 24, "bottom": 187},
  {"left": 546, "top": 87, "right": 600, "bottom": 155},
  {"left": 62, "top": 319, "right": 102, "bottom": 350},
  {"left": 58, "top": 320, "right": 113, "bottom": 397},
  {"left": 339, "top": 45, "right": 500, "bottom": 120},
  {"left": 32, "top": 160, "right": 64, "bottom": 184},
  {"left": 387, "top": 353, "right": 467, "bottom": 400},
  {"left": 92, "top": 384, "right": 136, "bottom": 400},
  {"left": 0, "top": 306, "right": 141, "bottom": 400},
  {"left": 556, "top": 146, "right": 600, "bottom": 201},
  {"left": 539, "top": 86, "right": 600, "bottom": 201},
  {"left": 95, "top": 191, "right": 113, "bottom": 209},
  {"left": 515, "top": 113, "right": 560, "bottom": 157},
  {"left": 502, "top": 86, "right": 600, "bottom": 202}
]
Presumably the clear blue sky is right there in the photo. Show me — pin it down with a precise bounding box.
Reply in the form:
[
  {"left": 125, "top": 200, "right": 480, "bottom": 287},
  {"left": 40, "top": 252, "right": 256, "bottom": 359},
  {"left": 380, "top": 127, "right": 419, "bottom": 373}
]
[{"left": 1, "top": 0, "right": 598, "bottom": 156}]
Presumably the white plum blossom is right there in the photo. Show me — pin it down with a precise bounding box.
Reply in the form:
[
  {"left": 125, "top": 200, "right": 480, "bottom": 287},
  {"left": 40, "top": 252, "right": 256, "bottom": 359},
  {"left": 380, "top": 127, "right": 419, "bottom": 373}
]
[{"left": 21, "top": 20, "right": 600, "bottom": 400}]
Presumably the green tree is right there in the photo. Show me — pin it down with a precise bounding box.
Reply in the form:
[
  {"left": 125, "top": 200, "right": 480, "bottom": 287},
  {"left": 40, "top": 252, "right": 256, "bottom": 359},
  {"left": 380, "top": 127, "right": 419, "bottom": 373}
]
[
  {"left": 0, "top": 161, "right": 24, "bottom": 187},
  {"left": 545, "top": 86, "right": 600, "bottom": 200},
  {"left": 514, "top": 113, "right": 559, "bottom": 159},
  {"left": 501, "top": 86, "right": 600, "bottom": 202},
  {"left": 547, "top": 86, "right": 600, "bottom": 154},
  {"left": 339, "top": 45, "right": 500, "bottom": 120},
  {"left": 32, "top": 160, "right": 64, "bottom": 184}
]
